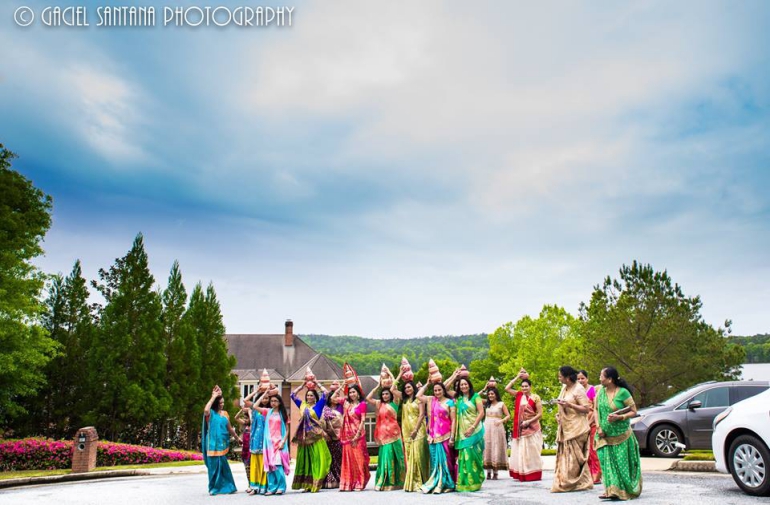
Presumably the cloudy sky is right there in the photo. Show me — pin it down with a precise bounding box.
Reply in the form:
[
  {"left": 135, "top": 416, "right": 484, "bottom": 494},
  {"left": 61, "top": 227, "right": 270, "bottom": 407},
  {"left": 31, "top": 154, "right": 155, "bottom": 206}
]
[{"left": 2, "top": 1, "right": 768, "bottom": 338}]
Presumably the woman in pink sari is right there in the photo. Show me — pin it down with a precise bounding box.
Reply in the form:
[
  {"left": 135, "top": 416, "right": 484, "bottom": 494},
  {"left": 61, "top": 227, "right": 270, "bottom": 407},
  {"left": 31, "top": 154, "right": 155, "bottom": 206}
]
[
  {"left": 578, "top": 369, "right": 602, "bottom": 484},
  {"left": 417, "top": 381, "right": 457, "bottom": 493},
  {"left": 505, "top": 373, "right": 544, "bottom": 482},
  {"left": 335, "top": 384, "right": 370, "bottom": 491}
]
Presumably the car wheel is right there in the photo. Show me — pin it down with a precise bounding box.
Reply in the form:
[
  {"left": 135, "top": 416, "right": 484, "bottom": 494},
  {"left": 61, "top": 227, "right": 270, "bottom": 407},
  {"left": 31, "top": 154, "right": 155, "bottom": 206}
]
[
  {"left": 728, "top": 434, "right": 770, "bottom": 496},
  {"left": 649, "top": 424, "right": 683, "bottom": 458}
]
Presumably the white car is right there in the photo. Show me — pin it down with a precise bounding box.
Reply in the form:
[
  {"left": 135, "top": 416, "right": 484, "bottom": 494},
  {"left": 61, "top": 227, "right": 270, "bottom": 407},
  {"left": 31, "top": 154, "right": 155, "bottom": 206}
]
[{"left": 712, "top": 387, "right": 770, "bottom": 496}]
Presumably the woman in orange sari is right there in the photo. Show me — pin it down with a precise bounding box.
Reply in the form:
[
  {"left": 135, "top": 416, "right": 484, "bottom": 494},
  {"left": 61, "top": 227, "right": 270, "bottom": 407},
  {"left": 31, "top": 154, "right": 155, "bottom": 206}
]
[
  {"left": 335, "top": 384, "right": 370, "bottom": 491},
  {"left": 367, "top": 378, "right": 405, "bottom": 490}
]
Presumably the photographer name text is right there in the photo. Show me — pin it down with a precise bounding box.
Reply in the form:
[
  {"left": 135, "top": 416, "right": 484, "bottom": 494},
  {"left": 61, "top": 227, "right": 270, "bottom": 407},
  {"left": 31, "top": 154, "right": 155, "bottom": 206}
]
[{"left": 13, "top": 5, "right": 294, "bottom": 28}]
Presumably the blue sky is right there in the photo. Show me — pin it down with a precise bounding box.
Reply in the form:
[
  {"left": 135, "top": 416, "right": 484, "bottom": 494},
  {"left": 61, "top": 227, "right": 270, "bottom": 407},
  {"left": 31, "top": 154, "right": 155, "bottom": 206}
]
[{"left": 2, "top": 1, "right": 768, "bottom": 338}]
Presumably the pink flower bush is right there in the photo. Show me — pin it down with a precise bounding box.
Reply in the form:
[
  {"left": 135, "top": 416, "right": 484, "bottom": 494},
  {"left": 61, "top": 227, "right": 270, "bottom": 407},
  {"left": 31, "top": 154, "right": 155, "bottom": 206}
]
[{"left": 0, "top": 438, "right": 202, "bottom": 471}]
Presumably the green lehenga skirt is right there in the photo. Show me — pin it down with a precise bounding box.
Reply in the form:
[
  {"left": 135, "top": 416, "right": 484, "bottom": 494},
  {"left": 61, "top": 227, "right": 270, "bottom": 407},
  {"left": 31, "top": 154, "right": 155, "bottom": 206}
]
[
  {"left": 292, "top": 440, "right": 332, "bottom": 492},
  {"left": 597, "top": 434, "right": 642, "bottom": 500},
  {"left": 456, "top": 436, "right": 485, "bottom": 492},
  {"left": 375, "top": 439, "right": 406, "bottom": 490}
]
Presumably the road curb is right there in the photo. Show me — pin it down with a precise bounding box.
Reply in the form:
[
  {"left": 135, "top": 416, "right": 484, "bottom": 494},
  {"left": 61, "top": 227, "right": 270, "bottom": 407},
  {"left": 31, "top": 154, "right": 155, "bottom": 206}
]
[
  {"left": 668, "top": 460, "right": 716, "bottom": 472},
  {"left": 0, "top": 470, "right": 149, "bottom": 490}
]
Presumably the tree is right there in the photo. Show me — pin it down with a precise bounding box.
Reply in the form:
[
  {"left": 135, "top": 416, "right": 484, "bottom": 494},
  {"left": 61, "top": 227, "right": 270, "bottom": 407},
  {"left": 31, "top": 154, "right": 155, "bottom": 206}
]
[
  {"left": 579, "top": 261, "right": 744, "bottom": 407},
  {"left": 486, "top": 305, "right": 584, "bottom": 445},
  {"left": 36, "top": 261, "right": 96, "bottom": 438},
  {"left": 0, "top": 144, "right": 58, "bottom": 425},
  {"left": 186, "top": 282, "right": 236, "bottom": 447},
  {"left": 413, "top": 358, "right": 460, "bottom": 388},
  {"left": 87, "top": 233, "right": 171, "bottom": 442}
]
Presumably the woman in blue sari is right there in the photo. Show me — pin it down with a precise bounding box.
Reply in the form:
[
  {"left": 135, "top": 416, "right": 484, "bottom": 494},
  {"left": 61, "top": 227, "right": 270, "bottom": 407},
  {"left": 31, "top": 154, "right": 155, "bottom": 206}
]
[{"left": 203, "top": 385, "right": 240, "bottom": 495}]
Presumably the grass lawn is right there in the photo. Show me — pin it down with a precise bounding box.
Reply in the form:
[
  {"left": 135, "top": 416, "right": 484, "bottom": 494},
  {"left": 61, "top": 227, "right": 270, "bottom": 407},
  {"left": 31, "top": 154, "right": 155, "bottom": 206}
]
[
  {"left": 682, "top": 450, "right": 715, "bottom": 461},
  {"left": 0, "top": 460, "right": 204, "bottom": 481}
]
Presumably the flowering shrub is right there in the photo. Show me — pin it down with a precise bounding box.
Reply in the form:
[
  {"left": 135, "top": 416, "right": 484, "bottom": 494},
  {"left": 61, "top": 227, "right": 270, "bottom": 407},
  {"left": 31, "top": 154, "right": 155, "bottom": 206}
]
[{"left": 0, "top": 438, "right": 202, "bottom": 471}]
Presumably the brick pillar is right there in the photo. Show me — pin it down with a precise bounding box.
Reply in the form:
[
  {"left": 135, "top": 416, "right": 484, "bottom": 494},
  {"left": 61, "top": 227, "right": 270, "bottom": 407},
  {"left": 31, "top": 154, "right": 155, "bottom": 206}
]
[{"left": 72, "top": 427, "right": 99, "bottom": 473}]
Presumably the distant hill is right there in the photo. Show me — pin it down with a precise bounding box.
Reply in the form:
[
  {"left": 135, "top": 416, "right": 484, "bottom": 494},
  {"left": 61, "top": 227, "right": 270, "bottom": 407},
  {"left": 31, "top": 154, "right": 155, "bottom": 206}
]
[
  {"left": 729, "top": 334, "right": 770, "bottom": 363},
  {"left": 301, "top": 334, "right": 490, "bottom": 376}
]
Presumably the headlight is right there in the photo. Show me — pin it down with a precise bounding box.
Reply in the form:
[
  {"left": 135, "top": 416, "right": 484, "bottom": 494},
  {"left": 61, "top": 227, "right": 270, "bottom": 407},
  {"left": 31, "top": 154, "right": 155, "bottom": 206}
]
[
  {"left": 630, "top": 415, "right": 644, "bottom": 426},
  {"left": 713, "top": 407, "right": 732, "bottom": 429}
]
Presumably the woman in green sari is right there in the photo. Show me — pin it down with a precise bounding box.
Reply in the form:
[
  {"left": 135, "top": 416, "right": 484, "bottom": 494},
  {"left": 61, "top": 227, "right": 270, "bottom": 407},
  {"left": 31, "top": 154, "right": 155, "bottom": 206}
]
[
  {"left": 366, "top": 376, "right": 406, "bottom": 491},
  {"left": 453, "top": 376, "right": 485, "bottom": 492},
  {"left": 595, "top": 367, "right": 642, "bottom": 500}
]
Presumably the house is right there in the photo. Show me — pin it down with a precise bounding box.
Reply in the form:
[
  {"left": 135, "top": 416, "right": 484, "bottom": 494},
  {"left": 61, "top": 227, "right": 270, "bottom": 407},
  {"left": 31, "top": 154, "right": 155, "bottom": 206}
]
[{"left": 225, "top": 320, "right": 379, "bottom": 457}]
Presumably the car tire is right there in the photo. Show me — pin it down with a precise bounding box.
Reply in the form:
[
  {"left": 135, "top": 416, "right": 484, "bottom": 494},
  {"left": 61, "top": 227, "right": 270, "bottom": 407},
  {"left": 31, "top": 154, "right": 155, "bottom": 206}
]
[
  {"left": 649, "top": 424, "right": 683, "bottom": 458},
  {"left": 728, "top": 434, "right": 770, "bottom": 496}
]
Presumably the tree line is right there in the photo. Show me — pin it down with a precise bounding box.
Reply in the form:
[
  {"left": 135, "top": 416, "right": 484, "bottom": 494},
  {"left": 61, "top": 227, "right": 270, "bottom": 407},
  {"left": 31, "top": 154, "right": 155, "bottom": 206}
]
[
  {"left": 0, "top": 144, "right": 235, "bottom": 447},
  {"left": 729, "top": 334, "right": 770, "bottom": 363}
]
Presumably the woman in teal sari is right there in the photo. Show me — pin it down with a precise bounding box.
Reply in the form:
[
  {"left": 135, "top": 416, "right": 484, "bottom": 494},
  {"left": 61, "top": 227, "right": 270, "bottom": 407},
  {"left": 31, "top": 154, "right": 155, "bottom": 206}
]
[
  {"left": 595, "top": 367, "right": 642, "bottom": 500},
  {"left": 453, "top": 376, "right": 485, "bottom": 492},
  {"left": 203, "top": 385, "right": 240, "bottom": 495}
]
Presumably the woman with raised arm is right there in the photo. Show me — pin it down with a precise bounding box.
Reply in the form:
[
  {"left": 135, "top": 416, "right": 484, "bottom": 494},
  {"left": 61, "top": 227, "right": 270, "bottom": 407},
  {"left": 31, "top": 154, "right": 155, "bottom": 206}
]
[
  {"left": 551, "top": 365, "right": 593, "bottom": 493},
  {"left": 418, "top": 381, "right": 457, "bottom": 494},
  {"left": 400, "top": 378, "right": 429, "bottom": 491},
  {"left": 251, "top": 387, "right": 291, "bottom": 495},
  {"left": 203, "top": 385, "right": 240, "bottom": 495},
  {"left": 242, "top": 387, "right": 270, "bottom": 494},
  {"left": 453, "top": 376, "right": 485, "bottom": 491},
  {"left": 321, "top": 381, "right": 344, "bottom": 489},
  {"left": 578, "top": 369, "right": 602, "bottom": 484},
  {"left": 367, "top": 370, "right": 405, "bottom": 491},
  {"left": 290, "top": 382, "right": 332, "bottom": 492},
  {"left": 338, "top": 384, "right": 370, "bottom": 491},
  {"left": 482, "top": 387, "right": 510, "bottom": 480},
  {"left": 505, "top": 370, "right": 544, "bottom": 482},
  {"left": 595, "top": 367, "right": 642, "bottom": 500}
]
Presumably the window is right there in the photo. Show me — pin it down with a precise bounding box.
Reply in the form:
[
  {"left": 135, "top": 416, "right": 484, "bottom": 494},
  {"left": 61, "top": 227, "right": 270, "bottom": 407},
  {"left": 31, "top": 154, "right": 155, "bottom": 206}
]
[
  {"left": 364, "top": 413, "right": 376, "bottom": 445},
  {"left": 241, "top": 383, "right": 255, "bottom": 397},
  {"left": 732, "top": 385, "right": 768, "bottom": 404},
  {"left": 686, "top": 386, "right": 730, "bottom": 408}
]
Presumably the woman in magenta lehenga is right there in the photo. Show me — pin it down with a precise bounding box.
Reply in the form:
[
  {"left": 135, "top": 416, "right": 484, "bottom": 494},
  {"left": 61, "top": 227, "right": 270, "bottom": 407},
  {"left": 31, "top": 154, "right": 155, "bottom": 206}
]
[
  {"left": 322, "top": 381, "right": 344, "bottom": 489},
  {"left": 336, "top": 384, "right": 370, "bottom": 491},
  {"left": 417, "top": 381, "right": 457, "bottom": 493},
  {"left": 578, "top": 369, "right": 602, "bottom": 484},
  {"left": 505, "top": 371, "right": 544, "bottom": 482}
]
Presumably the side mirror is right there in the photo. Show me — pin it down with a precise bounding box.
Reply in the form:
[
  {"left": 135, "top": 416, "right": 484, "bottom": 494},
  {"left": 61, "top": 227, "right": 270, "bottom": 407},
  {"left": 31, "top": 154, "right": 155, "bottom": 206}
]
[{"left": 688, "top": 400, "right": 702, "bottom": 410}]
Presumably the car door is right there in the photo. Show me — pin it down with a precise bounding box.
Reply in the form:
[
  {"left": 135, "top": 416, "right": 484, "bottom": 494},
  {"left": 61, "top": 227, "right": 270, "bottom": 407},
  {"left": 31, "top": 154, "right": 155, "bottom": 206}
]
[{"left": 684, "top": 385, "right": 730, "bottom": 448}]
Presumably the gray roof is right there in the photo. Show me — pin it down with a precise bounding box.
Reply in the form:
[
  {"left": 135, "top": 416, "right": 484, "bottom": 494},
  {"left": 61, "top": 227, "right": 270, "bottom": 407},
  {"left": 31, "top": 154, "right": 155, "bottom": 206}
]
[
  {"left": 286, "top": 353, "right": 344, "bottom": 381},
  {"left": 225, "top": 334, "right": 342, "bottom": 382}
]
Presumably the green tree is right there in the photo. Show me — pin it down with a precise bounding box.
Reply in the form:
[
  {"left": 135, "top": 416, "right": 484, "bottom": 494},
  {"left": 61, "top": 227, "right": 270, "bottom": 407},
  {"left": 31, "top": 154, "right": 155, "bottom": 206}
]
[
  {"left": 186, "top": 282, "right": 236, "bottom": 446},
  {"left": 88, "top": 233, "right": 171, "bottom": 442},
  {"left": 486, "top": 305, "right": 584, "bottom": 445},
  {"left": 0, "top": 144, "right": 58, "bottom": 425},
  {"left": 36, "top": 261, "right": 96, "bottom": 438},
  {"left": 413, "top": 358, "right": 460, "bottom": 387},
  {"left": 579, "top": 261, "right": 744, "bottom": 407}
]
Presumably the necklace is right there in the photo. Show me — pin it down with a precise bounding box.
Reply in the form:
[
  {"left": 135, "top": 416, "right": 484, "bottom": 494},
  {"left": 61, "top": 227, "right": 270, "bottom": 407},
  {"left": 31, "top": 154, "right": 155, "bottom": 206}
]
[{"left": 606, "top": 386, "right": 618, "bottom": 405}]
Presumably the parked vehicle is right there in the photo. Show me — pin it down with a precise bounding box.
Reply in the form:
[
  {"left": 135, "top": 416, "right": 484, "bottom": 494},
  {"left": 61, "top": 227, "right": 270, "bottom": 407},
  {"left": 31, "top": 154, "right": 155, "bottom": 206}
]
[
  {"left": 712, "top": 388, "right": 770, "bottom": 496},
  {"left": 631, "top": 381, "right": 769, "bottom": 457}
]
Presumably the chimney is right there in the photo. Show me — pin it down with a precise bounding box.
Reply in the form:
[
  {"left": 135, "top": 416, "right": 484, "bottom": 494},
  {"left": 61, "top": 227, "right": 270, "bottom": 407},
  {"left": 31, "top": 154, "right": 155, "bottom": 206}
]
[{"left": 284, "top": 319, "right": 294, "bottom": 347}]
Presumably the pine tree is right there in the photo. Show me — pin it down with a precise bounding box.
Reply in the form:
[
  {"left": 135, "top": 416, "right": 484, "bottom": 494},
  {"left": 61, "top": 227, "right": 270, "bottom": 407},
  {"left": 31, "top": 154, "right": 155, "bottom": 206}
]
[
  {"left": 185, "top": 282, "right": 236, "bottom": 447},
  {"left": 37, "top": 261, "right": 95, "bottom": 438},
  {"left": 0, "top": 144, "right": 58, "bottom": 425},
  {"left": 88, "top": 234, "right": 171, "bottom": 442}
]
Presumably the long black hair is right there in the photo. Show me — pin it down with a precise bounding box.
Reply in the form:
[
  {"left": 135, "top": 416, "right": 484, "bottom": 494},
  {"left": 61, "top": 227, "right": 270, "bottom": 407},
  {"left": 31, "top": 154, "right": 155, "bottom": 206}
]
[
  {"left": 432, "top": 381, "right": 449, "bottom": 399},
  {"left": 454, "top": 377, "right": 475, "bottom": 399},
  {"left": 485, "top": 387, "right": 501, "bottom": 408},
  {"left": 559, "top": 365, "right": 578, "bottom": 383},
  {"left": 211, "top": 395, "right": 223, "bottom": 412},
  {"left": 347, "top": 384, "right": 363, "bottom": 403},
  {"left": 305, "top": 389, "right": 320, "bottom": 403},
  {"left": 270, "top": 394, "right": 288, "bottom": 423},
  {"left": 401, "top": 381, "right": 417, "bottom": 402},
  {"left": 379, "top": 387, "right": 394, "bottom": 403},
  {"left": 603, "top": 366, "right": 632, "bottom": 393}
]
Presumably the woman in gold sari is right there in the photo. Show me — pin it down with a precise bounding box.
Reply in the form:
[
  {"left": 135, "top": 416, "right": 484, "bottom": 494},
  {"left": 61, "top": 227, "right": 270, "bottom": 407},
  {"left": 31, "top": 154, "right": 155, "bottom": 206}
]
[
  {"left": 551, "top": 365, "right": 593, "bottom": 493},
  {"left": 595, "top": 366, "right": 642, "bottom": 500},
  {"left": 399, "top": 379, "right": 429, "bottom": 491}
]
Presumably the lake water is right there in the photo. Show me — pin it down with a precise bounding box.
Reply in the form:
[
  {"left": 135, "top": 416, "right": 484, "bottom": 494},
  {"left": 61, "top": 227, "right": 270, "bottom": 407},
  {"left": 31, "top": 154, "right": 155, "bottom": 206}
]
[{"left": 741, "top": 362, "right": 770, "bottom": 381}]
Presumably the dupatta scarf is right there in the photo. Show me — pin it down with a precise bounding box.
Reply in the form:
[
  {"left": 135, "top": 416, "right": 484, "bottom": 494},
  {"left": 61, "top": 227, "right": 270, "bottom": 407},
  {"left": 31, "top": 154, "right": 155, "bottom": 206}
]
[
  {"left": 512, "top": 392, "right": 542, "bottom": 439},
  {"left": 374, "top": 401, "right": 402, "bottom": 445}
]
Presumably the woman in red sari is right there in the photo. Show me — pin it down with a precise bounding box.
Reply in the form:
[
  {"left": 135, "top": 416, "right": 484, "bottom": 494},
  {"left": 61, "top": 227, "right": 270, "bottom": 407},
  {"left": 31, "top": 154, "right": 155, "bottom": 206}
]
[
  {"left": 335, "top": 384, "right": 370, "bottom": 491},
  {"left": 505, "top": 372, "right": 543, "bottom": 482},
  {"left": 578, "top": 369, "right": 602, "bottom": 484}
]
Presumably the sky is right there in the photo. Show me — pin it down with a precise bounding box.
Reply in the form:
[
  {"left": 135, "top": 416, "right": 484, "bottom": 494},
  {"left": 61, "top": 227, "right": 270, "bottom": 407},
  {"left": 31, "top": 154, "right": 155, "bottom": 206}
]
[{"left": 1, "top": 1, "right": 769, "bottom": 338}]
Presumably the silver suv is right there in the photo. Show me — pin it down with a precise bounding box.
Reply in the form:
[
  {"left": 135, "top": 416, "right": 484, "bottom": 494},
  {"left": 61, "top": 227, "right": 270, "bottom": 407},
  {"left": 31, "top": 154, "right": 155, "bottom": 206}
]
[{"left": 631, "top": 381, "right": 769, "bottom": 458}]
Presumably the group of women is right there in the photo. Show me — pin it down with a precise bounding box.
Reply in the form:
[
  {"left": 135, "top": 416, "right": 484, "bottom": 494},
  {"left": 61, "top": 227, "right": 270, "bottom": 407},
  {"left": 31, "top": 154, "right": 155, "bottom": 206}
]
[{"left": 202, "top": 363, "right": 642, "bottom": 500}]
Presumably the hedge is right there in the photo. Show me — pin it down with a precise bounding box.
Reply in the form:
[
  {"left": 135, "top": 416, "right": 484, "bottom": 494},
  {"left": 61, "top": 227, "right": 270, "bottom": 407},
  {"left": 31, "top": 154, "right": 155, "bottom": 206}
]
[{"left": 0, "top": 438, "right": 202, "bottom": 471}]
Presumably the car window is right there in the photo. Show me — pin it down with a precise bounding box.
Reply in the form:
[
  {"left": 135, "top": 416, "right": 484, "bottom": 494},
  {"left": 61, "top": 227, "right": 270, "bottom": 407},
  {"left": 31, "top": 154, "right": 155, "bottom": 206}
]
[
  {"left": 687, "top": 386, "right": 729, "bottom": 408},
  {"left": 732, "top": 385, "right": 769, "bottom": 404}
]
